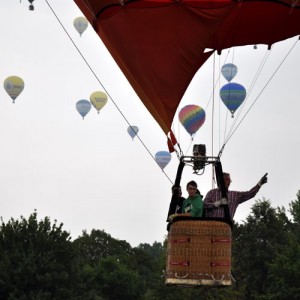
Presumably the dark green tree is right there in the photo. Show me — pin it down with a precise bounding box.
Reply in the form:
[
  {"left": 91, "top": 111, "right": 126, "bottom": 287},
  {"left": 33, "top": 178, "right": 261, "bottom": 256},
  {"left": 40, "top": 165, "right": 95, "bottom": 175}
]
[
  {"left": 74, "top": 229, "right": 146, "bottom": 299},
  {"left": 0, "top": 211, "right": 79, "bottom": 299},
  {"left": 232, "top": 199, "right": 291, "bottom": 299},
  {"left": 95, "top": 256, "right": 143, "bottom": 300},
  {"left": 74, "top": 229, "right": 133, "bottom": 265},
  {"left": 264, "top": 191, "right": 300, "bottom": 299},
  {"left": 289, "top": 190, "right": 300, "bottom": 226}
]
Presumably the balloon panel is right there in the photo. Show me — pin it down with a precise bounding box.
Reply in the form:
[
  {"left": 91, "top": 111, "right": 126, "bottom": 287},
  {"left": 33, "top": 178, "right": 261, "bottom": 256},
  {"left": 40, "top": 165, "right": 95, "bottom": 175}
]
[
  {"left": 90, "top": 91, "right": 108, "bottom": 112},
  {"left": 221, "top": 63, "right": 238, "bottom": 82},
  {"left": 73, "top": 17, "right": 88, "bottom": 35},
  {"left": 76, "top": 99, "right": 91, "bottom": 118},
  {"left": 179, "top": 104, "right": 206, "bottom": 136},
  {"left": 127, "top": 126, "right": 139, "bottom": 139},
  {"left": 75, "top": 0, "right": 300, "bottom": 135},
  {"left": 220, "top": 82, "right": 246, "bottom": 114},
  {"left": 3, "top": 76, "right": 24, "bottom": 102},
  {"left": 155, "top": 151, "right": 171, "bottom": 170}
]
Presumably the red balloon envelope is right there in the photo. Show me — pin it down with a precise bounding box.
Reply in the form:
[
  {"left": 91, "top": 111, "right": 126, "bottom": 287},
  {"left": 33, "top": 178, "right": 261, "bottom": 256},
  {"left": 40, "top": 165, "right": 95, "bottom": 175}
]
[
  {"left": 179, "top": 105, "right": 206, "bottom": 137},
  {"left": 75, "top": 0, "right": 300, "bottom": 136}
]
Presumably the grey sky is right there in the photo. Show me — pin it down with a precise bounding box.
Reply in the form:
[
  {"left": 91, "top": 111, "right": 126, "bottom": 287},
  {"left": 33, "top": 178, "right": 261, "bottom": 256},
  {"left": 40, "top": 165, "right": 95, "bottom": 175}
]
[{"left": 1, "top": 0, "right": 299, "bottom": 247}]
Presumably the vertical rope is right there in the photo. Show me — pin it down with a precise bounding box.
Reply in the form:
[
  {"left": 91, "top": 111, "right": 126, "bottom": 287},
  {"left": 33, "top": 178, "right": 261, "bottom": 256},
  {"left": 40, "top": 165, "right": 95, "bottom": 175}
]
[{"left": 211, "top": 53, "right": 216, "bottom": 189}]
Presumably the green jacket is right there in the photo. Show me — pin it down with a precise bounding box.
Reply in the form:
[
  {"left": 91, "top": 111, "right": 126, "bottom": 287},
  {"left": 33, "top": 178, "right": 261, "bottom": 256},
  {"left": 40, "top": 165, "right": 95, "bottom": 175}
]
[{"left": 182, "top": 195, "right": 203, "bottom": 217}]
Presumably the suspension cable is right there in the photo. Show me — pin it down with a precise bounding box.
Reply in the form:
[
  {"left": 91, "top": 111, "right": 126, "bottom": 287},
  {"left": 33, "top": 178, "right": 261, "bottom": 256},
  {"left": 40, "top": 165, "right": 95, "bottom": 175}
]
[
  {"left": 44, "top": 0, "right": 174, "bottom": 184},
  {"left": 224, "top": 49, "right": 271, "bottom": 145},
  {"left": 219, "top": 38, "right": 299, "bottom": 155}
]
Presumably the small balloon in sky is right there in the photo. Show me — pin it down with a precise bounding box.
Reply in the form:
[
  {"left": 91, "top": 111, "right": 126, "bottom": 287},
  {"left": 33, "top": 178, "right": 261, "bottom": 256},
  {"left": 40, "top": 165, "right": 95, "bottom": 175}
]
[
  {"left": 28, "top": 0, "right": 35, "bottom": 11},
  {"left": 76, "top": 99, "right": 91, "bottom": 119},
  {"left": 127, "top": 126, "right": 139, "bottom": 140},
  {"left": 90, "top": 91, "right": 108, "bottom": 113},
  {"left": 179, "top": 104, "right": 206, "bottom": 138},
  {"left": 73, "top": 17, "right": 88, "bottom": 36},
  {"left": 155, "top": 151, "right": 171, "bottom": 170},
  {"left": 3, "top": 76, "right": 24, "bottom": 103},
  {"left": 221, "top": 63, "right": 238, "bottom": 82},
  {"left": 220, "top": 82, "right": 246, "bottom": 117}
]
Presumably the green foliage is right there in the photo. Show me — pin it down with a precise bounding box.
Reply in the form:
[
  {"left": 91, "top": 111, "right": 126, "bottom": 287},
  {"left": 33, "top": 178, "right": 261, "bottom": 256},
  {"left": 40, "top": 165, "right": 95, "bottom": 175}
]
[
  {"left": 74, "top": 229, "right": 133, "bottom": 266},
  {"left": 74, "top": 229, "right": 146, "bottom": 299},
  {"left": 95, "top": 256, "right": 143, "bottom": 300},
  {"left": 0, "top": 211, "right": 78, "bottom": 299},
  {"left": 232, "top": 198, "right": 299, "bottom": 299},
  {"left": 289, "top": 190, "right": 300, "bottom": 225},
  {"left": 1, "top": 193, "right": 300, "bottom": 299}
]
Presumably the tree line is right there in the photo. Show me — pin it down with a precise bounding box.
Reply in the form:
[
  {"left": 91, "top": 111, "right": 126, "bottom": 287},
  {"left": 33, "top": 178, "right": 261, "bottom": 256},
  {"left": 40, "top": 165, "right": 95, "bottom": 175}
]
[{"left": 1, "top": 192, "right": 300, "bottom": 299}]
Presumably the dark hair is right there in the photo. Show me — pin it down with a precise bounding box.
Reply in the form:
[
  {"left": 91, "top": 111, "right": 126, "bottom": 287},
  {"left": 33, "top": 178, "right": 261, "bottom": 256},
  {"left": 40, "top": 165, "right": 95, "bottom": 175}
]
[
  {"left": 171, "top": 185, "right": 181, "bottom": 193},
  {"left": 186, "top": 180, "right": 197, "bottom": 189}
]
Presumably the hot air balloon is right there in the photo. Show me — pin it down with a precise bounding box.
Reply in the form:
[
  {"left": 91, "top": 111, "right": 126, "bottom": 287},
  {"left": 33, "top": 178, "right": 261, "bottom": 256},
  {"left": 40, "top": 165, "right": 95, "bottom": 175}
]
[
  {"left": 74, "top": 0, "right": 300, "bottom": 288},
  {"left": 28, "top": 0, "right": 34, "bottom": 10},
  {"left": 3, "top": 76, "right": 24, "bottom": 103},
  {"left": 220, "top": 82, "right": 246, "bottom": 117},
  {"left": 90, "top": 91, "right": 108, "bottom": 113},
  {"left": 75, "top": 0, "right": 300, "bottom": 135},
  {"left": 155, "top": 151, "right": 171, "bottom": 170},
  {"left": 221, "top": 63, "right": 238, "bottom": 82},
  {"left": 73, "top": 17, "right": 88, "bottom": 36},
  {"left": 76, "top": 99, "right": 91, "bottom": 119},
  {"left": 179, "top": 105, "right": 206, "bottom": 138},
  {"left": 127, "top": 126, "right": 139, "bottom": 140}
]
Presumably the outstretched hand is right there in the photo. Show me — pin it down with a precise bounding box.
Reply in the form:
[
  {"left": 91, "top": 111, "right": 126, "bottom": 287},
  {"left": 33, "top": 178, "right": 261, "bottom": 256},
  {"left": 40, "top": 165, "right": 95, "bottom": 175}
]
[{"left": 258, "top": 173, "right": 268, "bottom": 187}]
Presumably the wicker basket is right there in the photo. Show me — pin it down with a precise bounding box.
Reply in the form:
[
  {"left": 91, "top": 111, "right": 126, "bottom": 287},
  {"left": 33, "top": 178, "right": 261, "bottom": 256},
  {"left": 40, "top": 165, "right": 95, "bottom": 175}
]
[{"left": 165, "top": 219, "right": 232, "bottom": 286}]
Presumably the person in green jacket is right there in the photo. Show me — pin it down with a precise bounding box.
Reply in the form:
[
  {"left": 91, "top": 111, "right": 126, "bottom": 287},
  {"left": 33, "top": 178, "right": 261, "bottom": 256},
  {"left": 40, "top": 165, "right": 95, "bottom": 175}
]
[{"left": 182, "top": 180, "right": 203, "bottom": 218}]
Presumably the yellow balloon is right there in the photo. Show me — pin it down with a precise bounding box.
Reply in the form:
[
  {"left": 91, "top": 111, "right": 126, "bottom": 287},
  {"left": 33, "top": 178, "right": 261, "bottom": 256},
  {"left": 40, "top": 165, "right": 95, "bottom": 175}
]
[
  {"left": 3, "top": 76, "right": 24, "bottom": 103},
  {"left": 90, "top": 91, "right": 108, "bottom": 113}
]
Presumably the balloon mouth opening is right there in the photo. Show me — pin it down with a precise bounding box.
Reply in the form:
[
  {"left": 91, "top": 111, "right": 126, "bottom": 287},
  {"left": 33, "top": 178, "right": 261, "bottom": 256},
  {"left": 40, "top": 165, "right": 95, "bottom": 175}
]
[{"left": 29, "top": 4, "right": 34, "bottom": 10}]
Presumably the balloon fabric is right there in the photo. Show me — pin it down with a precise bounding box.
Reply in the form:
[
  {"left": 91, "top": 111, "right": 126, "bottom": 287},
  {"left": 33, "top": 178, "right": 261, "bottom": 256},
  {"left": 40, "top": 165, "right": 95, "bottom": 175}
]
[
  {"left": 74, "top": 0, "right": 300, "bottom": 136},
  {"left": 3, "top": 76, "right": 24, "bottom": 103},
  {"left": 179, "top": 105, "right": 206, "bottom": 137},
  {"left": 90, "top": 91, "right": 108, "bottom": 113},
  {"left": 76, "top": 99, "right": 91, "bottom": 119},
  {"left": 127, "top": 126, "right": 139, "bottom": 140},
  {"left": 221, "top": 63, "right": 238, "bottom": 82},
  {"left": 73, "top": 16, "right": 88, "bottom": 36},
  {"left": 220, "top": 82, "right": 246, "bottom": 117},
  {"left": 155, "top": 151, "right": 171, "bottom": 170}
]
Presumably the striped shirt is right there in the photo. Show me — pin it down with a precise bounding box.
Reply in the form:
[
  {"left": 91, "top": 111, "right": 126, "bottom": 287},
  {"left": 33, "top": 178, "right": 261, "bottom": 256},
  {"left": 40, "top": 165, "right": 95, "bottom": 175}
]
[{"left": 204, "top": 184, "right": 260, "bottom": 219}]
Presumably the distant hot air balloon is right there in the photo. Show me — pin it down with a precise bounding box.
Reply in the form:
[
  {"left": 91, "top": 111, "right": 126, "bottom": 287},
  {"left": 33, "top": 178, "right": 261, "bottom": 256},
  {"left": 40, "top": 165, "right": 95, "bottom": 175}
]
[
  {"left": 76, "top": 99, "right": 91, "bottom": 119},
  {"left": 220, "top": 82, "right": 246, "bottom": 117},
  {"left": 155, "top": 151, "right": 171, "bottom": 170},
  {"left": 179, "top": 105, "right": 206, "bottom": 138},
  {"left": 73, "top": 17, "right": 88, "bottom": 36},
  {"left": 28, "top": 0, "right": 34, "bottom": 10},
  {"left": 221, "top": 63, "right": 238, "bottom": 82},
  {"left": 3, "top": 76, "right": 24, "bottom": 103},
  {"left": 90, "top": 91, "right": 108, "bottom": 113},
  {"left": 127, "top": 126, "right": 139, "bottom": 140}
]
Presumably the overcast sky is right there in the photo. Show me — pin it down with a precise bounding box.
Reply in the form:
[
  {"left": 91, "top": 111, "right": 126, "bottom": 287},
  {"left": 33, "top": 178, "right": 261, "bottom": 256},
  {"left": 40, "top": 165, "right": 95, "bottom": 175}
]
[{"left": 1, "top": 0, "right": 300, "bottom": 247}]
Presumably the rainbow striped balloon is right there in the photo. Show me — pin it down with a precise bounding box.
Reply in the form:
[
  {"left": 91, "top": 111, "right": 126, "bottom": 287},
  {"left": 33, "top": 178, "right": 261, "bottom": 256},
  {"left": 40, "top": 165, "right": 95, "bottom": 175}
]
[{"left": 179, "top": 104, "right": 206, "bottom": 137}]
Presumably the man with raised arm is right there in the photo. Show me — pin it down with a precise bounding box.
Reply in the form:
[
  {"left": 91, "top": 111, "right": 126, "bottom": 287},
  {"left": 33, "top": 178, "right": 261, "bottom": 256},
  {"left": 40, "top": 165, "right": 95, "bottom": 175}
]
[{"left": 204, "top": 172, "right": 268, "bottom": 219}]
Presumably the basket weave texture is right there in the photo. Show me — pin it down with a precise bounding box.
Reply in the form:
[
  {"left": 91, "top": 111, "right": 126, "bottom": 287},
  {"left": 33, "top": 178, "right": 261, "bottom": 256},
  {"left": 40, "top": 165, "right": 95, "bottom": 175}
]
[{"left": 165, "top": 219, "right": 231, "bottom": 286}]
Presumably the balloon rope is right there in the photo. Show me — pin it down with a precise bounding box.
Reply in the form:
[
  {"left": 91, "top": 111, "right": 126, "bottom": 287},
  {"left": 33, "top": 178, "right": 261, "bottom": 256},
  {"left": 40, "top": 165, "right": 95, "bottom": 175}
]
[
  {"left": 222, "top": 48, "right": 236, "bottom": 147},
  {"left": 211, "top": 53, "right": 216, "bottom": 189},
  {"left": 225, "top": 49, "right": 270, "bottom": 143},
  {"left": 44, "top": 0, "right": 174, "bottom": 184},
  {"left": 220, "top": 38, "right": 299, "bottom": 154},
  {"left": 218, "top": 3, "right": 299, "bottom": 154},
  {"left": 203, "top": 48, "right": 231, "bottom": 154}
]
